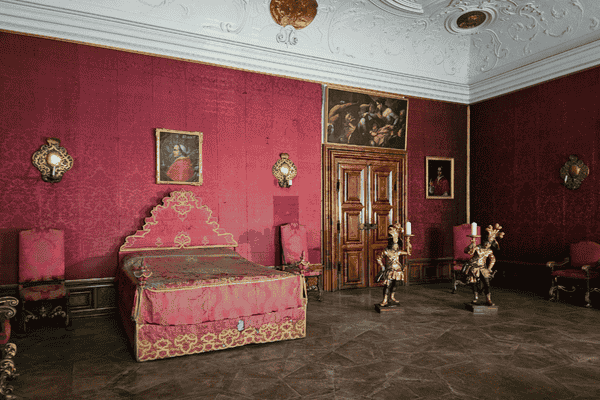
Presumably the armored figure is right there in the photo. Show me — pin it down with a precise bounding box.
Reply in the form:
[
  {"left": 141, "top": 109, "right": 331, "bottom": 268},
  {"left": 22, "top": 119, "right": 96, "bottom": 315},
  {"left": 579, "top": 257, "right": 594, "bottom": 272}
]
[
  {"left": 462, "top": 223, "right": 504, "bottom": 306},
  {"left": 377, "top": 223, "right": 412, "bottom": 307}
]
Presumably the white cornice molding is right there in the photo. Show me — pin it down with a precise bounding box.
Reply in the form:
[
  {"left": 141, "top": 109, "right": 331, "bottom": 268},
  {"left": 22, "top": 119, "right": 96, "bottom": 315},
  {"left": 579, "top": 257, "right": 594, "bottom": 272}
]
[
  {"left": 468, "top": 39, "right": 600, "bottom": 103},
  {"left": 0, "top": 0, "right": 471, "bottom": 103},
  {"left": 1, "top": 0, "right": 599, "bottom": 105}
]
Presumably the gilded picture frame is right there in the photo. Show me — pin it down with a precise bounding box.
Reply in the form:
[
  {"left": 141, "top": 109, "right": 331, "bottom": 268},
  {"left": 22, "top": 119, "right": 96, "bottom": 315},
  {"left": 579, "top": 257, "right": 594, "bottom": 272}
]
[
  {"left": 324, "top": 85, "right": 408, "bottom": 150},
  {"left": 426, "top": 157, "right": 454, "bottom": 199},
  {"left": 156, "top": 128, "right": 203, "bottom": 186}
]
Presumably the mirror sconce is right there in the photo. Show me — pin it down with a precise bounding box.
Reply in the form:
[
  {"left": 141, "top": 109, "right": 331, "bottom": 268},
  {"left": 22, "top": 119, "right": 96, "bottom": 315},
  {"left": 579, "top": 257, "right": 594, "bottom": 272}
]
[
  {"left": 560, "top": 155, "right": 588, "bottom": 190},
  {"left": 32, "top": 138, "right": 74, "bottom": 183},
  {"left": 272, "top": 153, "right": 297, "bottom": 188}
]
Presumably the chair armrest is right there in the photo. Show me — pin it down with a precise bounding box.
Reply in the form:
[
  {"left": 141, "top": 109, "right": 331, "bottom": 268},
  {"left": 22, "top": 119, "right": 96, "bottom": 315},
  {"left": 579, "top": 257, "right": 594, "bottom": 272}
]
[
  {"left": 0, "top": 297, "right": 18, "bottom": 320},
  {"left": 546, "top": 257, "right": 569, "bottom": 271}
]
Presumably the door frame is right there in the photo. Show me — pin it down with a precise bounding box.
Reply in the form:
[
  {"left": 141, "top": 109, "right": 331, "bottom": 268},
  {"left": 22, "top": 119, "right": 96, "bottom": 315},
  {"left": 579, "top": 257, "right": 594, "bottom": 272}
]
[{"left": 322, "top": 144, "right": 407, "bottom": 291}]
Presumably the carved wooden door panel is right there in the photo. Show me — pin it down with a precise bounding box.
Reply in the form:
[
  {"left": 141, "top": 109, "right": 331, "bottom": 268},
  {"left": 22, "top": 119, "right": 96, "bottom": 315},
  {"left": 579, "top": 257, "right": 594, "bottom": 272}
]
[
  {"left": 337, "top": 160, "right": 369, "bottom": 288},
  {"left": 368, "top": 163, "right": 399, "bottom": 287},
  {"left": 323, "top": 145, "right": 406, "bottom": 291}
]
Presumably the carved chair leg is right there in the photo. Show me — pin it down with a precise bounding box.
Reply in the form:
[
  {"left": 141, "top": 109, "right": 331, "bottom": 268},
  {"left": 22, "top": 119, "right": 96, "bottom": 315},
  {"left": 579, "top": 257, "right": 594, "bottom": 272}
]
[
  {"left": 585, "top": 278, "right": 592, "bottom": 308},
  {"left": 317, "top": 274, "right": 323, "bottom": 302},
  {"left": 451, "top": 270, "right": 457, "bottom": 294},
  {"left": 549, "top": 277, "right": 558, "bottom": 302}
]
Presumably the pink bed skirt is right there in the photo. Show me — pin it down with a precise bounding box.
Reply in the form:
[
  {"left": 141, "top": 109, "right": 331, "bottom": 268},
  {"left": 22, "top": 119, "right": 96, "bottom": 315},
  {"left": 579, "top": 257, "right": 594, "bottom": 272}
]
[{"left": 120, "top": 302, "right": 306, "bottom": 361}]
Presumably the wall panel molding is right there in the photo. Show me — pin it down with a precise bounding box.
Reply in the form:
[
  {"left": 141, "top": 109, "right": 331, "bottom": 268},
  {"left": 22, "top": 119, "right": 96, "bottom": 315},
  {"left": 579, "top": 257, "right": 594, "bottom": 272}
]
[{"left": 0, "top": 278, "right": 116, "bottom": 319}]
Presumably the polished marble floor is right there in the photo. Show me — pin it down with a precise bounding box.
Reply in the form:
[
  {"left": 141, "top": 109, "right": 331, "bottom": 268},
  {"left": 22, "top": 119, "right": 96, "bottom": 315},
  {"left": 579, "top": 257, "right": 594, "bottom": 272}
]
[{"left": 7, "top": 283, "right": 600, "bottom": 400}]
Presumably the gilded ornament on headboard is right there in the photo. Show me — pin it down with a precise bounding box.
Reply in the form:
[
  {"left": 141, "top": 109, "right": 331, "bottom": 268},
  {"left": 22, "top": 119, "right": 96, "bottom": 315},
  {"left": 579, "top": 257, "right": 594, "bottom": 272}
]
[{"left": 560, "top": 155, "right": 589, "bottom": 190}]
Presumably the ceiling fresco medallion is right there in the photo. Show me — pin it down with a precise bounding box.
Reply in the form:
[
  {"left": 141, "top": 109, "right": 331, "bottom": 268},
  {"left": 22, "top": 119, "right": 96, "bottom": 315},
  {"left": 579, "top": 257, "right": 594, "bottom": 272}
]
[
  {"left": 445, "top": 6, "right": 495, "bottom": 35},
  {"left": 560, "top": 155, "right": 589, "bottom": 190},
  {"left": 270, "top": 0, "right": 318, "bottom": 29},
  {"left": 457, "top": 10, "right": 487, "bottom": 29}
]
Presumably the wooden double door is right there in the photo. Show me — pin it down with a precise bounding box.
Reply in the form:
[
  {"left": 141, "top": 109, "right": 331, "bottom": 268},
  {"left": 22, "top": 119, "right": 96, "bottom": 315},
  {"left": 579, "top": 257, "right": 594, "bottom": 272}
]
[{"left": 323, "top": 145, "right": 407, "bottom": 291}]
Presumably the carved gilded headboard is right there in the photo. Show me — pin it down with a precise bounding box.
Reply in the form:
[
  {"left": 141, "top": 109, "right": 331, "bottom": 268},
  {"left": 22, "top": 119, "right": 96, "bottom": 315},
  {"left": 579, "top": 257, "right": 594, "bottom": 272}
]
[{"left": 120, "top": 190, "right": 238, "bottom": 253}]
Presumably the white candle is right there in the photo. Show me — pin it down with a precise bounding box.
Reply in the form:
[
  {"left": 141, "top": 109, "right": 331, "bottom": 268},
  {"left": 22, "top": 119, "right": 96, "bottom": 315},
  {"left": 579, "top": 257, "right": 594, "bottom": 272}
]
[
  {"left": 405, "top": 221, "right": 411, "bottom": 236},
  {"left": 471, "top": 222, "right": 477, "bottom": 236}
]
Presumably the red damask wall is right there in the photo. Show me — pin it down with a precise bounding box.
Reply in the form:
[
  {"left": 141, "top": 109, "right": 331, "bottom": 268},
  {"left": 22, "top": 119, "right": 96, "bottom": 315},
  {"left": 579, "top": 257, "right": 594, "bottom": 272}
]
[
  {"left": 0, "top": 32, "right": 467, "bottom": 284},
  {"left": 470, "top": 66, "right": 600, "bottom": 263},
  {"left": 407, "top": 99, "right": 468, "bottom": 260}
]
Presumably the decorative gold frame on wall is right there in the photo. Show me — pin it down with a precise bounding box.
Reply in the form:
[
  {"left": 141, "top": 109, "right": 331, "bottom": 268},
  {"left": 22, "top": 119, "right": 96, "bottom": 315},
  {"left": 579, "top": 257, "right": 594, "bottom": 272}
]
[
  {"left": 324, "top": 85, "right": 408, "bottom": 150},
  {"left": 426, "top": 156, "right": 454, "bottom": 199},
  {"left": 32, "top": 138, "right": 74, "bottom": 183},
  {"left": 560, "top": 155, "right": 588, "bottom": 190},
  {"left": 156, "top": 129, "right": 203, "bottom": 186}
]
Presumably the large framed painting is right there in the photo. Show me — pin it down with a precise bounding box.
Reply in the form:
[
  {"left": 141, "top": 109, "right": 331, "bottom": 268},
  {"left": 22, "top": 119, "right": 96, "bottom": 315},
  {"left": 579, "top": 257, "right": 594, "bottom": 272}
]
[
  {"left": 156, "top": 128, "right": 203, "bottom": 186},
  {"left": 426, "top": 157, "right": 454, "bottom": 199},
  {"left": 324, "top": 85, "right": 408, "bottom": 150}
]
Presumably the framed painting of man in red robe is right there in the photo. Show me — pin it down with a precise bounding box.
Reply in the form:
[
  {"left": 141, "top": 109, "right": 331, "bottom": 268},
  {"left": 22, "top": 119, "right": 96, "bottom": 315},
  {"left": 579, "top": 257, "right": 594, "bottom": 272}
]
[
  {"left": 156, "top": 128, "right": 203, "bottom": 186},
  {"left": 324, "top": 85, "right": 408, "bottom": 150},
  {"left": 426, "top": 157, "right": 453, "bottom": 199}
]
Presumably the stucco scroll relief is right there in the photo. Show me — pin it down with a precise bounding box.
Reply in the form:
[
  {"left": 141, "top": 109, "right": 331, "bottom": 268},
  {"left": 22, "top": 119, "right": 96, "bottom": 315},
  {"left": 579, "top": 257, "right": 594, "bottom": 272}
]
[
  {"left": 378, "top": 0, "right": 424, "bottom": 14},
  {"left": 136, "top": 0, "right": 190, "bottom": 15},
  {"left": 201, "top": 0, "right": 250, "bottom": 34},
  {"left": 328, "top": 3, "right": 469, "bottom": 76},
  {"left": 270, "top": 0, "right": 318, "bottom": 46},
  {"left": 441, "top": 0, "right": 585, "bottom": 74}
]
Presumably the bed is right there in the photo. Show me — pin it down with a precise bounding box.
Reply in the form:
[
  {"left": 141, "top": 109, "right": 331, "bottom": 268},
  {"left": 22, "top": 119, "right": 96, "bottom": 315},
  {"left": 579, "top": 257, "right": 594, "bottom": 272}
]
[{"left": 116, "top": 190, "right": 307, "bottom": 362}]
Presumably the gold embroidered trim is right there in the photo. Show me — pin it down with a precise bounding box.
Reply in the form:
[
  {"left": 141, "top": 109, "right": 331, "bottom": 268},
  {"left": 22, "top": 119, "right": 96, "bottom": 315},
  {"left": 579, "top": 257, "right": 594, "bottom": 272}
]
[
  {"left": 120, "top": 190, "right": 238, "bottom": 252},
  {"left": 141, "top": 273, "right": 302, "bottom": 293},
  {"left": 136, "top": 319, "right": 306, "bottom": 361}
]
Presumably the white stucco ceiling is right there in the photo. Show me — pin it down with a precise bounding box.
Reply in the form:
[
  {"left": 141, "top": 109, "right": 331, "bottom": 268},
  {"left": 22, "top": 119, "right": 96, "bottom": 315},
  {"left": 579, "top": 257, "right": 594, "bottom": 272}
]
[{"left": 2, "top": 0, "right": 600, "bottom": 103}]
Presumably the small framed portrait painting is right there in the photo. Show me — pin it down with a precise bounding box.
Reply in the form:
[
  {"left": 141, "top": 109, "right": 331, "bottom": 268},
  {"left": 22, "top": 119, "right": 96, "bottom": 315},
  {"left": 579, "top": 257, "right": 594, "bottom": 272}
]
[
  {"left": 156, "top": 128, "right": 203, "bottom": 185},
  {"left": 426, "top": 157, "right": 454, "bottom": 199}
]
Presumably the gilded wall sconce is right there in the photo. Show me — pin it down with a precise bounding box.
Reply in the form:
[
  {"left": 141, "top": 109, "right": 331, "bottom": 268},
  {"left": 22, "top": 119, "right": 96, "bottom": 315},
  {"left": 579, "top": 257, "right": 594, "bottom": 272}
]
[
  {"left": 272, "top": 153, "right": 297, "bottom": 188},
  {"left": 32, "top": 138, "right": 74, "bottom": 183},
  {"left": 560, "top": 155, "right": 588, "bottom": 190}
]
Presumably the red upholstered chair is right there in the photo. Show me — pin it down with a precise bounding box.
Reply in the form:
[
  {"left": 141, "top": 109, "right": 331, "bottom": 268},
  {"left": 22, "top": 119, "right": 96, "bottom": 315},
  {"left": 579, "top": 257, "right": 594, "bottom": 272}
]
[
  {"left": 18, "top": 229, "right": 70, "bottom": 333},
  {"left": 280, "top": 223, "right": 323, "bottom": 301},
  {"left": 451, "top": 223, "right": 481, "bottom": 293},
  {"left": 548, "top": 241, "right": 600, "bottom": 308}
]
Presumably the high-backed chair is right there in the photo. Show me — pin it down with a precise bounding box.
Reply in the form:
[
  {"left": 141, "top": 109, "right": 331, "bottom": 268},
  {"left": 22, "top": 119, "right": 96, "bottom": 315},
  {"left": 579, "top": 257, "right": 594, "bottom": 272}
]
[
  {"left": 451, "top": 223, "right": 481, "bottom": 293},
  {"left": 548, "top": 241, "right": 600, "bottom": 308},
  {"left": 18, "top": 229, "right": 70, "bottom": 333},
  {"left": 280, "top": 223, "right": 323, "bottom": 301}
]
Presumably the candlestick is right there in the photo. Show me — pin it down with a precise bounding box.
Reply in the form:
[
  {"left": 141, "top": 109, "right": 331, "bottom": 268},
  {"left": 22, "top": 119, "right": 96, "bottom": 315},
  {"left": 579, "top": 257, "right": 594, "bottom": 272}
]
[
  {"left": 405, "top": 221, "right": 411, "bottom": 236},
  {"left": 471, "top": 222, "right": 477, "bottom": 236}
]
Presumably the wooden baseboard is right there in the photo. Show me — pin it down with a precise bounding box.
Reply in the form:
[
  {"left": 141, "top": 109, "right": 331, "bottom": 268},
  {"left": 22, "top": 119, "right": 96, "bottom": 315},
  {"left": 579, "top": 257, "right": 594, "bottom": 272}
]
[
  {"left": 68, "top": 278, "right": 116, "bottom": 318},
  {"left": 0, "top": 277, "right": 117, "bottom": 319}
]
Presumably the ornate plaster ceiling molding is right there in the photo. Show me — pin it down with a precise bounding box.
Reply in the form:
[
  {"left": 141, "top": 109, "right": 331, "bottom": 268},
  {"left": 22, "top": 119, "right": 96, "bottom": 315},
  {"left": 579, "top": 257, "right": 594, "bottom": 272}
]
[
  {"left": 377, "top": 0, "right": 424, "bottom": 14},
  {"left": 1, "top": 0, "right": 600, "bottom": 105},
  {"left": 469, "top": 38, "right": 600, "bottom": 103},
  {"left": 0, "top": 0, "right": 470, "bottom": 103},
  {"left": 270, "top": 0, "right": 318, "bottom": 46}
]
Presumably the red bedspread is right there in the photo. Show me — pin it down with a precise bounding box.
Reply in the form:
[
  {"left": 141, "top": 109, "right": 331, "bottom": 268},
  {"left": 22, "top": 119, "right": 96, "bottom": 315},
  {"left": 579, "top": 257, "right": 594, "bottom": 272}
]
[{"left": 120, "top": 248, "right": 304, "bottom": 326}]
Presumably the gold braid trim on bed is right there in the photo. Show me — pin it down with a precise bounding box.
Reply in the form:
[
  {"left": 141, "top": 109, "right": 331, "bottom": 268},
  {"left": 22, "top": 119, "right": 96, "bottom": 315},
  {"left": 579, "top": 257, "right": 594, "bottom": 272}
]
[{"left": 135, "top": 319, "right": 307, "bottom": 362}]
